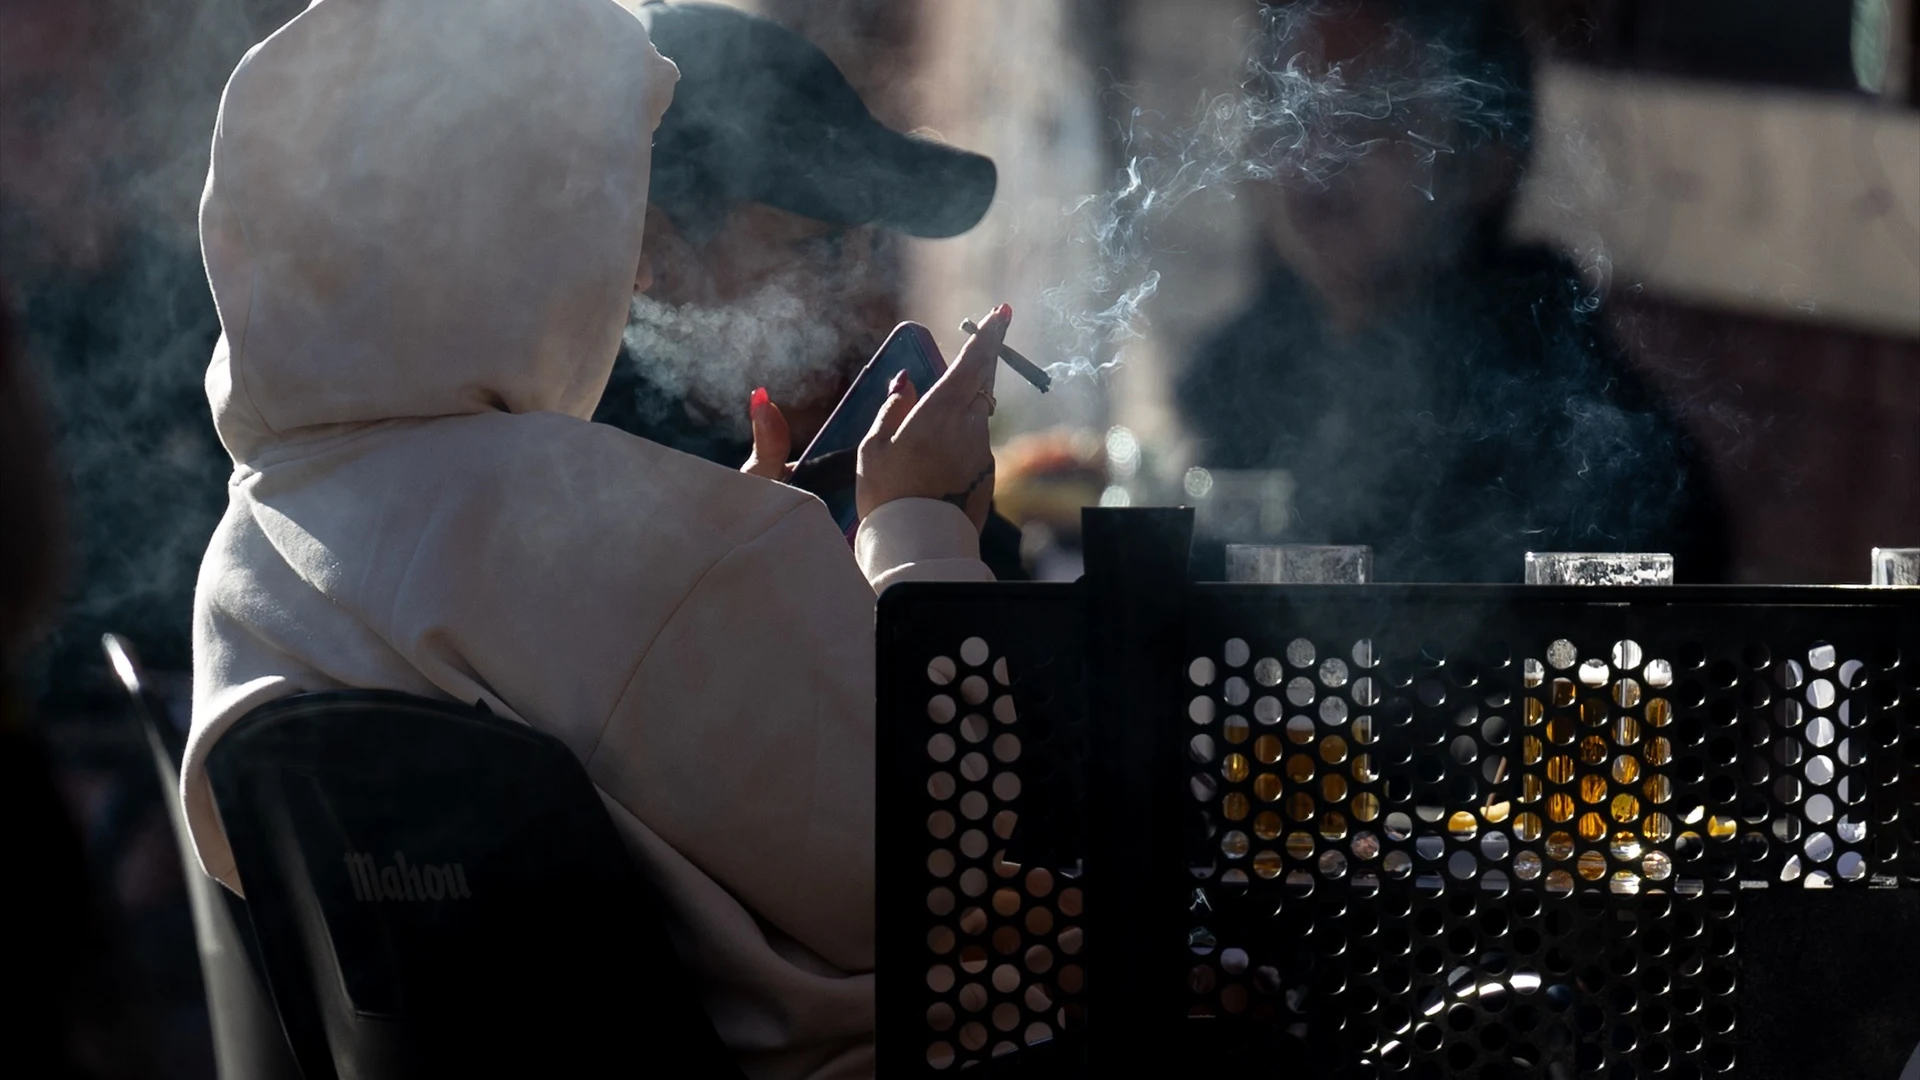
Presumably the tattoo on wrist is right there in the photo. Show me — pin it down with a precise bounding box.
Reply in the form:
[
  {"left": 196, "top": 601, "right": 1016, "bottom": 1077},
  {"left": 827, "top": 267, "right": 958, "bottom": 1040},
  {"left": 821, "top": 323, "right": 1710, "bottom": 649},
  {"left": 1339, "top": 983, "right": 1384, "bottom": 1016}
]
[{"left": 939, "top": 464, "right": 994, "bottom": 509}]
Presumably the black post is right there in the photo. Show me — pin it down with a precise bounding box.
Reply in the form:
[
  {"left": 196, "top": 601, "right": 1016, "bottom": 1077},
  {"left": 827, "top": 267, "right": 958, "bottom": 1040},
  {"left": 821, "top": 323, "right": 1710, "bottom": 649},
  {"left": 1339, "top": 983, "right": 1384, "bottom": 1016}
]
[{"left": 1079, "top": 507, "right": 1194, "bottom": 1074}]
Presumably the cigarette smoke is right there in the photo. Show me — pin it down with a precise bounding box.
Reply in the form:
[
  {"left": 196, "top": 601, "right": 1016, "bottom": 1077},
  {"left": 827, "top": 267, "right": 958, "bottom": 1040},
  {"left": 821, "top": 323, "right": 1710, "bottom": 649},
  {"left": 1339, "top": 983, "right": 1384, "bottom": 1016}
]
[{"left": 1042, "top": 0, "right": 1532, "bottom": 381}]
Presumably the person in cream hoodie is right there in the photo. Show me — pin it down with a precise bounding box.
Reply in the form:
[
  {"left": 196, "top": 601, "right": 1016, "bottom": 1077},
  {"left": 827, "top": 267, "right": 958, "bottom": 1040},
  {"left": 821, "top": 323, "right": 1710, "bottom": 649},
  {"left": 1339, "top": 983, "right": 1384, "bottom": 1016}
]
[{"left": 180, "top": 1, "right": 1003, "bottom": 1076}]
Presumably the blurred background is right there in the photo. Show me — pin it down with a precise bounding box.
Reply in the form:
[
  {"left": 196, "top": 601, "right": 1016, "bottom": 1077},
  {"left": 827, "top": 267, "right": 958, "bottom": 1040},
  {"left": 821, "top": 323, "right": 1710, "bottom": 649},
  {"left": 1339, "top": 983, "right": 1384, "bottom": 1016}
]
[{"left": 2, "top": 0, "right": 1915, "bottom": 1073}]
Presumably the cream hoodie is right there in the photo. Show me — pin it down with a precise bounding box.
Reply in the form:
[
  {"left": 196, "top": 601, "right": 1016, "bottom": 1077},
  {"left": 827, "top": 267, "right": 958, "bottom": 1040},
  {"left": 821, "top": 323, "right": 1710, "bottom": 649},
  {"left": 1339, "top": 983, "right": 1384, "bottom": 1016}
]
[{"left": 181, "top": 2, "right": 990, "bottom": 1077}]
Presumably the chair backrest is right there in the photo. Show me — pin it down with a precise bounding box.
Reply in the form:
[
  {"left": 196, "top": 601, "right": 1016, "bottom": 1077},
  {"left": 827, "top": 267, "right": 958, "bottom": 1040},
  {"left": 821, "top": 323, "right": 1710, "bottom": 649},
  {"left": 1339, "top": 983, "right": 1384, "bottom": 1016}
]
[
  {"left": 205, "top": 690, "right": 742, "bottom": 1080},
  {"left": 101, "top": 634, "right": 303, "bottom": 1080}
]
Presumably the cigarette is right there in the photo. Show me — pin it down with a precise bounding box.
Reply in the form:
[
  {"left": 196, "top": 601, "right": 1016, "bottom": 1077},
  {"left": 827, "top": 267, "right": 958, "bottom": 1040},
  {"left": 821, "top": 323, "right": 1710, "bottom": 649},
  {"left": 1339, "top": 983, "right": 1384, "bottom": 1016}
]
[{"left": 960, "top": 318, "right": 1051, "bottom": 393}]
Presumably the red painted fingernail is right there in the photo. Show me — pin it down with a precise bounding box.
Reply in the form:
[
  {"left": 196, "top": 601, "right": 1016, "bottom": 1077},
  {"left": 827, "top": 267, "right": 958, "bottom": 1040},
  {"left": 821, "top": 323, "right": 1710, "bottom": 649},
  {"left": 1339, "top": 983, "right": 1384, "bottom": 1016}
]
[
  {"left": 750, "top": 386, "right": 769, "bottom": 418},
  {"left": 889, "top": 371, "right": 910, "bottom": 393}
]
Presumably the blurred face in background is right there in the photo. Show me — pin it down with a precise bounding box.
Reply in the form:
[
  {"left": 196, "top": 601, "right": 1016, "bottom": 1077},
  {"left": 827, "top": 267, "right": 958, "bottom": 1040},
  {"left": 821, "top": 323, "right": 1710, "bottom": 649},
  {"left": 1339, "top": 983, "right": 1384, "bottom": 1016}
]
[
  {"left": 630, "top": 201, "right": 897, "bottom": 446},
  {"left": 1260, "top": 5, "right": 1511, "bottom": 316}
]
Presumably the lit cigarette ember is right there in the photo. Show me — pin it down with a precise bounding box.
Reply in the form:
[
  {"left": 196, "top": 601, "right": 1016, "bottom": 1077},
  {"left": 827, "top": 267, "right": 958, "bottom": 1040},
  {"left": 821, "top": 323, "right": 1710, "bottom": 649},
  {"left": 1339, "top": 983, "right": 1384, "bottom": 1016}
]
[{"left": 960, "top": 318, "right": 1052, "bottom": 393}]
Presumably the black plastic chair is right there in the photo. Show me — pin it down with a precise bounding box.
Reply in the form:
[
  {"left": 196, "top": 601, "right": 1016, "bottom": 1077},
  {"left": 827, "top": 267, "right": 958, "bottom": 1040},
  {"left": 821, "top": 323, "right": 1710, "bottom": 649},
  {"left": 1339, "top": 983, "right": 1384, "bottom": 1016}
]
[
  {"left": 101, "top": 634, "right": 303, "bottom": 1080},
  {"left": 204, "top": 688, "right": 744, "bottom": 1079}
]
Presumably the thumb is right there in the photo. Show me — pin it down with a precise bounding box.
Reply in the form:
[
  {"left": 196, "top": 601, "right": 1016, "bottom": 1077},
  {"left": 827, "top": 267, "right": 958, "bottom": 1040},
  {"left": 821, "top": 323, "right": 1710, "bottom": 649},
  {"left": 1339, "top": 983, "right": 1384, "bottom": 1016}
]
[
  {"left": 742, "top": 386, "right": 791, "bottom": 480},
  {"left": 865, "top": 370, "right": 918, "bottom": 445}
]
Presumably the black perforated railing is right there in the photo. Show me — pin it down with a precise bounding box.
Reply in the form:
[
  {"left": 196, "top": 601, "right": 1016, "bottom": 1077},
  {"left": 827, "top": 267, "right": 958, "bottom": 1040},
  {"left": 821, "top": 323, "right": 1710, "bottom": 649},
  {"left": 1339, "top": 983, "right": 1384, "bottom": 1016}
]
[{"left": 876, "top": 509, "right": 1919, "bottom": 1079}]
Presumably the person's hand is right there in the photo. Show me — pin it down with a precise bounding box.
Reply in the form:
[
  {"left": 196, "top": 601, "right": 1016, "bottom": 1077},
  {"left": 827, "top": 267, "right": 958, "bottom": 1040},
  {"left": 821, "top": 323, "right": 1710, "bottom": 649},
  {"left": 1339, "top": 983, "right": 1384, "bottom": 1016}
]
[
  {"left": 741, "top": 386, "right": 793, "bottom": 481},
  {"left": 856, "top": 304, "right": 1008, "bottom": 532}
]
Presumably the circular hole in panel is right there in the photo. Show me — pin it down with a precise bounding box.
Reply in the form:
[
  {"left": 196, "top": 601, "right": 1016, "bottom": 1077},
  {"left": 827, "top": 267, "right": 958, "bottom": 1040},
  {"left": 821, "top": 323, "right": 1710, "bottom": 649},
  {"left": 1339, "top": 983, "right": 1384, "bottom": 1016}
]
[
  {"left": 1579, "top": 659, "right": 1609, "bottom": 687},
  {"left": 1254, "top": 658, "right": 1283, "bottom": 686},
  {"left": 1643, "top": 807, "right": 1674, "bottom": 841},
  {"left": 1611, "top": 640, "right": 1644, "bottom": 670},
  {"left": 1385, "top": 813, "right": 1413, "bottom": 841},
  {"left": 1449, "top": 811, "right": 1479, "bottom": 840},
  {"left": 1808, "top": 643, "right": 1836, "bottom": 672},
  {"left": 1352, "top": 639, "right": 1377, "bottom": 668},
  {"left": 1837, "top": 852, "right": 1867, "bottom": 880},
  {"left": 1253, "top": 850, "right": 1282, "bottom": 879},
  {"left": 1223, "top": 753, "right": 1251, "bottom": 782},
  {"left": 1806, "top": 716, "right": 1836, "bottom": 748},
  {"left": 1252, "top": 774, "right": 1281, "bottom": 803},
  {"left": 1287, "top": 792, "right": 1315, "bottom": 821},
  {"left": 960, "top": 831, "right": 988, "bottom": 859},
  {"left": 1319, "top": 697, "right": 1349, "bottom": 725},
  {"left": 1320, "top": 736, "right": 1349, "bottom": 764},
  {"left": 1191, "top": 775, "right": 1219, "bottom": 803},
  {"left": 992, "top": 697, "right": 1016, "bottom": 725},
  {"left": 928, "top": 733, "right": 957, "bottom": 762},
  {"left": 929, "top": 695, "right": 957, "bottom": 723},
  {"left": 1448, "top": 850, "right": 1478, "bottom": 880},
  {"left": 1286, "top": 755, "right": 1316, "bottom": 783},
  {"left": 1547, "top": 640, "right": 1578, "bottom": 670},
  {"left": 1482, "top": 832, "right": 1511, "bottom": 860},
  {"left": 1287, "top": 639, "right": 1317, "bottom": 667},
  {"left": 1322, "top": 774, "right": 1349, "bottom": 802},
  {"left": 1352, "top": 831, "right": 1381, "bottom": 860},
  {"left": 1515, "top": 851, "right": 1543, "bottom": 880},
  {"left": 1415, "top": 836, "right": 1445, "bottom": 861},
  {"left": 1286, "top": 715, "right": 1315, "bottom": 745},
  {"left": 1805, "top": 755, "right": 1835, "bottom": 786},
  {"left": 1287, "top": 678, "right": 1318, "bottom": 707},
  {"left": 1255, "top": 734, "right": 1284, "bottom": 764},
  {"left": 1805, "top": 793, "right": 1835, "bottom": 825},
  {"left": 1188, "top": 696, "right": 1216, "bottom": 725},
  {"left": 994, "top": 734, "right": 1022, "bottom": 763},
  {"left": 1223, "top": 677, "right": 1250, "bottom": 706},
  {"left": 960, "top": 715, "right": 989, "bottom": 744},
  {"left": 1384, "top": 851, "right": 1413, "bottom": 879},
  {"left": 1804, "top": 832, "right": 1834, "bottom": 862},
  {"left": 1353, "top": 677, "right": 1379, "bottom": 707},
  {"left": 1224, "top": 638, "right": 1251, "bottom": 668},
  {"left": 1450, "top": 735, "right": 1479, "bottom": 765},
  {"left": 1222, "top": 715, "right": 1250, "bottom": 745},
  {"left": 1222, "top": 792, "right": 1250, "bottom": 822},
  {"left": 1321, "top": 811, "right": 1349, "bottom": 841},
  {"left": 1189, "top": 734, "right": 1216, "bottom": 763},
  {"left": 1221, "top": 831, "right": 1250, "bottom": 858},
  {"left": 960, "top": 638, "right": 991, "bottom": 667},
  {"left": 1189, "top": 657, "right": 1216, "bottom": 687},
  {"left": 961, "top": 676, "right": 990, "bottom": 705},
  {"left": 1577, "top": 852, "right": 1607, "bottom": 880},
  {"left": 1807, "top": 679, "right": 1838, "bottom": 711},
  {"left": 1254, "top": 812, "right": 1283, "bottom": 841}
]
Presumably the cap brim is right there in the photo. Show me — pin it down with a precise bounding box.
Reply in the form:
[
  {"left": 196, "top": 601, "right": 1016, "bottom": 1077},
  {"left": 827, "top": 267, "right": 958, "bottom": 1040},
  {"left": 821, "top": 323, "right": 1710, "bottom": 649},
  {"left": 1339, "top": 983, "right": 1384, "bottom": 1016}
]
[{"left": 765, "top": 123, "right": 997, "bottom": 240}]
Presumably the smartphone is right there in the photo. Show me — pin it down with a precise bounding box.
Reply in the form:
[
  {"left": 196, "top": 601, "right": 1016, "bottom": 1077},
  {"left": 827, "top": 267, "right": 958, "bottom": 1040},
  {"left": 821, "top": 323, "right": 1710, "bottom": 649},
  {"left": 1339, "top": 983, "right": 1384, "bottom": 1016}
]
[{"left": 789, "top": 322, "right": 946, "bottom": 535}]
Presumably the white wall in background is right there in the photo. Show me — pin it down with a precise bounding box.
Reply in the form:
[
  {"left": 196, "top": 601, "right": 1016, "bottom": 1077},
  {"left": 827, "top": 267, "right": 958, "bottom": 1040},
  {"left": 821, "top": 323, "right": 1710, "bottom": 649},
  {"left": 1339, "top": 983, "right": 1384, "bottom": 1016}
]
[{"left": 1515, "top": 61, "right": 1920, "bottom": 339}]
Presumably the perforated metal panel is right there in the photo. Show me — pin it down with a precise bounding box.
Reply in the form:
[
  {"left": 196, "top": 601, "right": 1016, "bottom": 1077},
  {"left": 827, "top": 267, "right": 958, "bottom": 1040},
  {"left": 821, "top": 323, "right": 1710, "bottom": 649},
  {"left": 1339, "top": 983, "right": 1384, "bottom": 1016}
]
[
  {"left": 877, "top": 536, "right": 1919, "bottom": 1079},
  {"left": 1177, "top": 588, "right": 1915, "bottom": 1077},
  {"left": 878, "top": 584, "right": 1091, "bottom": 1075}
]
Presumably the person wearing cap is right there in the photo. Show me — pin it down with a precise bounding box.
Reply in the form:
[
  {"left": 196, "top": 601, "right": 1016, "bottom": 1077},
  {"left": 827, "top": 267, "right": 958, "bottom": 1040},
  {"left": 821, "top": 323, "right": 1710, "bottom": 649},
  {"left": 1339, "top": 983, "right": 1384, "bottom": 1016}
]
[
  {"left": 177, "top": 1, "right": 1009, "bottom": 1077},
  {"left": 600, "top": 1, "right": 1028, "bottom": 578}
]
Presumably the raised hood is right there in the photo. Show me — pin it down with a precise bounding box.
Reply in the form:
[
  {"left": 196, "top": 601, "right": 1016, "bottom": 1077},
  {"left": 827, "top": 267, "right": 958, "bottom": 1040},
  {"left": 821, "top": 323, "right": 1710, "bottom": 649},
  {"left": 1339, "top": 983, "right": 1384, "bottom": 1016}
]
[{"left": 200, "top": 0, "right": 678, "bottom": 464}]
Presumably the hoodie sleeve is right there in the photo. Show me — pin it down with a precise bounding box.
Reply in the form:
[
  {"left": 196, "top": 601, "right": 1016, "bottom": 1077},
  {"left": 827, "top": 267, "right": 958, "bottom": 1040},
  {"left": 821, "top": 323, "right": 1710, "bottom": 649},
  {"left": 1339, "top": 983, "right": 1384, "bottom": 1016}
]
[
  {"left": 585, "top": 498, "right": 896, "bottom": 973},
  {"left": 854, "top": 497, "right": 996, "bottom": 592}
]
